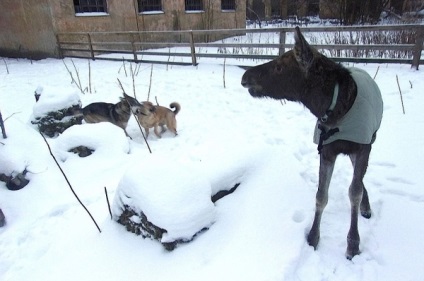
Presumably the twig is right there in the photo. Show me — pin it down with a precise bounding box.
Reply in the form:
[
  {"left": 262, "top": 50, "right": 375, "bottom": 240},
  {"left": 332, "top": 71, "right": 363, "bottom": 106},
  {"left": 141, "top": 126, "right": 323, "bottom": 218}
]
[
  {"left": 409, "top": 80, "right": 413, "bottom": 89},
  {"left": 3, "top": 111, "right": 21, "bottom": 122},
  {"left": 147, "top": 64, "right": 153, "bottom": 101},
  {"left": 62, "top": 59, "right": 74, "bottom": 83},
  {"left": 40, "top": 133, "right": 102, "bottom": 233},
  {"left": 130, "top": 63, "right": 136, "bottom": 99},
  {"left": 280, "top": 100, "right": 286, "bottom": 106},
  {"left": 373, "top": 65, "right": 380, "bottom": 80},
  {"left": 117, "top": 78, "right": 152, "bottom": 154},
  {"left": 396, "top": 74, "right": 405, "bottom": 114},
  {"left": 167, "top": 48, "right": 171, "bottom": 71},
  {"left": 135, "top": 63, "right": 142, "bottom": 76},
  {"left": 88, "top": 60, "right": 92, "bottom": 94},
  {"left": 223, "top": 58, "right": 227, "bottom": 88},
  {"left": 0, "top": 110, "right": 7, "bottom": 139},
  {"left": 62, "top": 60, "right": 85, "bottom": 95},
  {"left": 122, "top": 58, "right": 127, "bottom": 77},
  {"left": 104, "top": 187, "right": 112, "bottom": 219},
  {"left": 71, "top": 59, "right": 84, "bottom": 93},
  {"left": 155, "top": 96, "right": 160, "bottom": 106},
  {"left": 2, "top": 58, "right": 9, "bottom": 74}
]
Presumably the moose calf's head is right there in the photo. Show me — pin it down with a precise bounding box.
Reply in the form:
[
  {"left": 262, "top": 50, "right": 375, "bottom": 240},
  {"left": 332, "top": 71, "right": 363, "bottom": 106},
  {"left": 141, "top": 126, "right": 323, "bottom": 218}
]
[{"left": 241, "top": 26, "right": 325, "bottom": 103}]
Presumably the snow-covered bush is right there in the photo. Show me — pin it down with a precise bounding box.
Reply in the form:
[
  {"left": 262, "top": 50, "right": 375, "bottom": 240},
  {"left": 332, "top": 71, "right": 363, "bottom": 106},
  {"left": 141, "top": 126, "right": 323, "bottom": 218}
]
[{"left": 30, "top": 87, "right": 82, "bottom": 137}]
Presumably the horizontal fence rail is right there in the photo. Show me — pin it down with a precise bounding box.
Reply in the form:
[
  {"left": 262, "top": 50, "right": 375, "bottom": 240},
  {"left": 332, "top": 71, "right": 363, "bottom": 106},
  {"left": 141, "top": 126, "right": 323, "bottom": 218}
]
[{"left": 56, "top": 24, "right": 424, "bottom": 68}]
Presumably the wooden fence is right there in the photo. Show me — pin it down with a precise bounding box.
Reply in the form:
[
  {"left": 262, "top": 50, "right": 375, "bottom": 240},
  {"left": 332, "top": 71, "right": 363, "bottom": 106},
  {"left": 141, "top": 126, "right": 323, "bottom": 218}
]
[{"left": 56, "top": 24, "right": 424, "bottom": 69}]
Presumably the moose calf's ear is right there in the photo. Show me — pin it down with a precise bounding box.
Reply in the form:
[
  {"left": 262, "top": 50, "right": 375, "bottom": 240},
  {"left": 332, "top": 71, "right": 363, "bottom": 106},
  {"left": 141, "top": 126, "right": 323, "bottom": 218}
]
[{"left": 294, "top": 26, "right": 314, "bottom": 70}]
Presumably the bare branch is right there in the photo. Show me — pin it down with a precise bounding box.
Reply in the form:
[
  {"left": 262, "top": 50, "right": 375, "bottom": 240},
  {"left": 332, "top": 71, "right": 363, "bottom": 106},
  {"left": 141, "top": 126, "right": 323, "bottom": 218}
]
[
  {"left": 117, "top": 78, "right": 152, "bottom": 154},
  {"left": 40, "top": 133, "right": 101, "bottom": 233}
]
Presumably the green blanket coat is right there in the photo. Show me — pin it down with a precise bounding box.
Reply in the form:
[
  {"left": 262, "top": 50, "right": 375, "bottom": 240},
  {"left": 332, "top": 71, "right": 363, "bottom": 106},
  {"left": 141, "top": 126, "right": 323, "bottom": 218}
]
[{"left": 313, "top": 67, "right": 383, "bottom": 145}]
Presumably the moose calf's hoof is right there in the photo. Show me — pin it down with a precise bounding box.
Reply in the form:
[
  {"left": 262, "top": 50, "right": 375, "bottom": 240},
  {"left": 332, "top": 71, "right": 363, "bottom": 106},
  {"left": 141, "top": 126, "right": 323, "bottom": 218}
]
[
  {"left": 0, "top": 209, "right": 5, "bottom": 227},
  {"left": 307, "top": 232, "right": 319, "bottom": 250},
  {"left": 346, "top": 238, "right": 361, "bottom": 260},
  {"left": 361, "top": 209, "right": 372, "bottom": 219}
]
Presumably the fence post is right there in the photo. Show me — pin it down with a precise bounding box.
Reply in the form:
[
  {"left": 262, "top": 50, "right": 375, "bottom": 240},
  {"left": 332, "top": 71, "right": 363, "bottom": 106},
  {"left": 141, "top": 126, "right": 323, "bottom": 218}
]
[
  {"left": 189, "top": 31, "right": 197, "bottom": 66},
  {"left": 412, "top": 26, "right": 424, "bottom": 70},
  {"left": 87, "top": 33, "right": 95, "bottom": 60},
  {"left": 279, "top": 31, "right": 286, "bottom": 56}
]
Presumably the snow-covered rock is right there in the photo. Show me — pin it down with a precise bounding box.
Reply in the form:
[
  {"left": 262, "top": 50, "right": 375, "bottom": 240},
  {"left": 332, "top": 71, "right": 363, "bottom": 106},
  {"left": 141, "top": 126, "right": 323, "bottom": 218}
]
[
  {"left": 113, "top": 154, "right": 216, "bottom": 250},
  {"left": 53, "top": 123, "right": 130, "bottom": 161}
]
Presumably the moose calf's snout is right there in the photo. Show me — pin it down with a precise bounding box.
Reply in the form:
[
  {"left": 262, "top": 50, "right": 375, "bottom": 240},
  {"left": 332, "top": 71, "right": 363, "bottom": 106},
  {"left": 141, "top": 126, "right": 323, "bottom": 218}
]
[
  {"left": 241, "top": 78, "right": 247, "bottom": 88},
  {"left": 241, "top": 73, "right": 251, "bottom": 88}
]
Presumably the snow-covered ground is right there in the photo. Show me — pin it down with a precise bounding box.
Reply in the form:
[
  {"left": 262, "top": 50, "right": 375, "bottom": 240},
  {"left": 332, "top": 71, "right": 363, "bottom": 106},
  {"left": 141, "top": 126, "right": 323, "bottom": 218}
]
[{"left": 1, "top": 50, "right": 423, "bottom": 281}]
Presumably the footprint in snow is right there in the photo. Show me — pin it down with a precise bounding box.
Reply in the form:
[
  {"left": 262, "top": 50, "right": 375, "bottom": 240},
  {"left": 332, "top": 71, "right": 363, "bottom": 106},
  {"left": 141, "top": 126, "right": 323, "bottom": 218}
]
[
  {"left": 292, "top": 210, "right": 306, "bottom": 223},
  {"left": 386, "top": 176, "right": 414, "bottom": 185}
]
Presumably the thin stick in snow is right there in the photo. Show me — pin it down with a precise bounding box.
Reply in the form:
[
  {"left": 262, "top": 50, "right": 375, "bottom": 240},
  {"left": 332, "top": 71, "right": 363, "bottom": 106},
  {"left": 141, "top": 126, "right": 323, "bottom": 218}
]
[
  {"left": 71, "top": 59, "right": 84, "bottom": 93},
  {"left": 223, "top": 58, "right": 226, "bottom": 88},
  {"left": 396, "top": 74, "right": 405, "bottom": 114},
  {"left": 104, "top": 187, "right": 112, "bottom": 220},
  {"left": 0, "top": 110, "right": 7, "bottom": 139},
  {"left": 135, "top": 63, "right": 142, "bottom": 76},
  {"left": 2, "top": 58, "right": 9, "bottom": 74},
  {"left": 88, "top": 60, "right": 92, "bottom": 94},
  {"left": 147, "top": 64, "right": 153, "bottom": 101},
  {"left": 122, "top": 58, "right": 128, "bottom": 77},
  {"left": 373, "top": 65, "right": 380, "bottom": 80},
  {"left": 130, "top": 63, "right": 136, "bottom": 99},
  {"left": 62, "top": 60, "right": 85, "bottom": 95}
]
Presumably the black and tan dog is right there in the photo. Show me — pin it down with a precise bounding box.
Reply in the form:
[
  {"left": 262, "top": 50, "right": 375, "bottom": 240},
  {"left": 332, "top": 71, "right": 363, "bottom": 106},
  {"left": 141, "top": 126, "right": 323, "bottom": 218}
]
[
  {"left": 137, "top": 101, "right": 181, "bottom": 138},
  {"left": 80, "top": 93, "right": 148, "bottom": 138}
]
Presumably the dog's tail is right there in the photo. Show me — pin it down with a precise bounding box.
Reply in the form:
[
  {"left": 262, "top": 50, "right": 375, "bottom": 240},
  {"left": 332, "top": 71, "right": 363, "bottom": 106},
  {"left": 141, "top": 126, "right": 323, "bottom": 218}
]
[{"left": 170, "top": 102, "right": 181, "bottom": 115}]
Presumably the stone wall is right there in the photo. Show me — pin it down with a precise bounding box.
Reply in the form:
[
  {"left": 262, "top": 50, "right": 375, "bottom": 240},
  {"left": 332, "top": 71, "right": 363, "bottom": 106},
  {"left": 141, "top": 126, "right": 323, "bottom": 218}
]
[
  {"left": 0, "top": 0, "right": 57, "bottom": 59},
  {"left": 0, "top": 0, "right": 246, "bottom": 59}
]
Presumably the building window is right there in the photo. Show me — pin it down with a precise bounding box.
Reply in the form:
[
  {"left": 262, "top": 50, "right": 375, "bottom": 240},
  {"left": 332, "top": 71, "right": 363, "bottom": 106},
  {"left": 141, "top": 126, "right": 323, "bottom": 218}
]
[
  {"left": 221, "top": 0, "right": 235, "bottom": 10},
  {"left": 74, "top": 0, "right": 107, "bottom": 13},
  {"left": 185, "top": 0, "right": 203, "bottom": 11},
  {"left": 138, "top": 0, "right": 162, "bottom": 13}
]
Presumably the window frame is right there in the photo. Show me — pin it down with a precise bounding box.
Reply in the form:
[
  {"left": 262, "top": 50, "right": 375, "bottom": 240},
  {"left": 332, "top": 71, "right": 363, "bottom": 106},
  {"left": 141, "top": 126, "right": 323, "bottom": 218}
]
[
  {"left": 185, "top": 0, "right": 204, "bottom": 12},
  {"left": 137, "top": 0, "right": 163, "bottom": 14},
  {"left": 221, "top": 0, "right": 236, "bottom": 11},
  {"left": 73, "top": 0, "right": 108, "bottom": 14}
]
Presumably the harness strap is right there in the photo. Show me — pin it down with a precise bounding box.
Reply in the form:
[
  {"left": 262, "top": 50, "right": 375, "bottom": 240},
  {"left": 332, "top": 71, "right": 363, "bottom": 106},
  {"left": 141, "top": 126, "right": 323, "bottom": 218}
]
[
  {"left": 320, "top": 83, "right": 339, "bottom": 123},
  {"left": 317, "top": 124, "right": 339, "bottom": 154}
]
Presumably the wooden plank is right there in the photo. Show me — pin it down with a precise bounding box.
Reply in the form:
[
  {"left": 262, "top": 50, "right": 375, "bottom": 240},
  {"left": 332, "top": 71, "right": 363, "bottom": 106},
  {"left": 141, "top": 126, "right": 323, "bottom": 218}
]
[{"left": 65, "top": 55, "right": 194, "bottom": 66}]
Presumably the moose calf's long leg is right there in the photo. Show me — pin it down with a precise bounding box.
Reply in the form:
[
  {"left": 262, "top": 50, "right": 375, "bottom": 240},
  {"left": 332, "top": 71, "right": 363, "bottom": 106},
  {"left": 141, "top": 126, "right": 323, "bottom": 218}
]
[
  {"left": 349, "top": 154, "right": 372, "bottom": 219},
  {"left": 307, "top": 151, "right": 336, "bottom": 249},
  {"left": 346, "top": 146, "right": 371, "bottom": 259},
  {"left": 360, "top": 187, "right": 372, "bottom": 219}
]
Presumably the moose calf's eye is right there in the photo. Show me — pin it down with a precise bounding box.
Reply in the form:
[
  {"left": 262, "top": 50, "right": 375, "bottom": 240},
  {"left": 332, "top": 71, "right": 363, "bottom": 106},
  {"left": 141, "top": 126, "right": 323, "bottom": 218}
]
[{"left": 275, "top": 65, "right": 283, "bottom": 73}]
